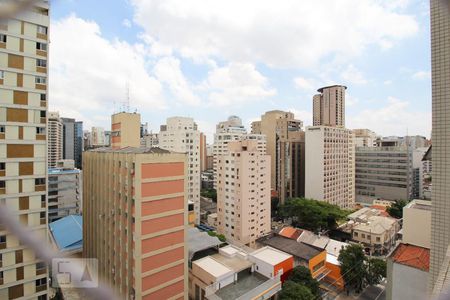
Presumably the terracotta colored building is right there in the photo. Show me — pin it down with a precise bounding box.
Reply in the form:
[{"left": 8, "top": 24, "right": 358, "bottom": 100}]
[{"left": 83, "top": 113, "right": 188, "bottom": 299}]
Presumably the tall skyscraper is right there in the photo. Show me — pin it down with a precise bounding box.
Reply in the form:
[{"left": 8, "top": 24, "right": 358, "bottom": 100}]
[
  {"left": 430, "top": 0, "right": 450, "bottom": 289},
  {"left": 305, "top": 126, "right": 355, "bottom": 210},
  {"left": 313, "top": 85, "right": 347, "bottom": 127},
  {"left": 47, "top": 112, "right": 63, "bottom": 168},
  {"left": 83, "top": 114, "right": 188, "bottom": 299},
  {"left": 0, "top": 1, "right": 50, "bottom": 299},
  {"left": 159, "top": 117, "right": 201, "bottom": 223},
  {"left": 251, "top": 110, "right": 303, "bottom": 190},
  {"left": 216, "top": 139, "right": 271, "bottom": 247},
  {"left": 61, "top": 117, "right": 83, "bottom": 169}
]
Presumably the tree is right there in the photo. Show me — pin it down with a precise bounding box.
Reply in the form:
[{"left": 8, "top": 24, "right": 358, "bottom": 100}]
[
  {"left": 288, "top": 266, "right": 320, "bottom": 297},
  {"left": 279, "top": 281, "right": 315, "bottom": 300},
  {"left": 367, "top": 258, "right": 386, "bottom": 285},
  {"left": 207, "top": 231, "right": 226, "bottom": 242},
  {"left": 338, "top": 244, "right": 367, "bottom": 293},
  {"left": 280, "top": 198, "right": 349, "bottom": 232},
  {"left": 386, "top": 199, "right": 408, "bottom": 219},
  {"left": 271, "top": 197, "right": 280, "bottom": 219}
]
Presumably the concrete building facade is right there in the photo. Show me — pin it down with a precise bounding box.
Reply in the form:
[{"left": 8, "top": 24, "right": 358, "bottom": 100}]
[
  {"left": 313, "top": 85, "right": 347, "bottom": 127},
  {"left": 353, "top": 129, "right": 378, "bottom": 147},
  {"left": 355, "top": 146, "right": 412, "bottom": 205},
  {"left": 403, "top": 200, "right": 431, "bottom": 249},
  {"left": 90, "top": 126, "right": 106, "bottom": 147},
  {"left": 47, "top": 112, "right": 63, "bottom": 168},
  {"left": 159, "top": 116, "right": 201, "bottom": 223},
  {"left": 0, "top": 2, "right": 50, "bottom": 299},
  {"left": 305, "top": 126, "right": 355, "bottom": 210},
  {"left": 251, "top": 110, "right": 303, "bottom": 190},
  {"left": 61, "top": 117, "right": 83, "bottom": 169},
  {"left": 111, "top": 112, "right": 141, "bottom": 149},
  {"left": 429, "top": 0, "right": 450, "bottom": 275},
  {"left": 216, "top": 140, "right": 271, "bottom": 247},
  {"left": 48, "top": 160, "right": 81, "bottom": 222}
]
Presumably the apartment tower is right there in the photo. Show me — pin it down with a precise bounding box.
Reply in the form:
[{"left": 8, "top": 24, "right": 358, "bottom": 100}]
[
  {"left": 111, "top": 112, "right": 141, "bottom": 149},
  {"left": 0, "top": 2, "right": 50, "bottom": 299},
  {"left": 251, "top": 110, "right": 303, "bottom": 190},
  {"left": 313, "top": 85, "right": 346, "bottom": 127},
  {"left": 305, "top": 126, "right": 355, "bottom": 210},
  {"left": 216, "top": 140, "right": 271, "bottom": 247},
  {"left": 83, "top": 113, "right": 188, "bottom": 299},
  {"left": 430, "top": 0, "right": 450, "bottom": 289},
  {"left": 61, "top": 117, "right": 83, "bottom": 169},
  {"left": 159, "top": 117, "right": 201, "bottom": 223},
  {"left": 47, "top": 112, "right": 62, "bottom": 168}
]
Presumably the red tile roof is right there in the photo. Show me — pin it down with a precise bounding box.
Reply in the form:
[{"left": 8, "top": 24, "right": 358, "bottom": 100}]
[
  {"left": 370, "top": 205, "right": 390, "bottom": 217},
  {"left": 391, "top": 243, "right": 430, "bottom": 271},
  {"left": 279, "top": 227, "right": 303, "bottom": 240}
]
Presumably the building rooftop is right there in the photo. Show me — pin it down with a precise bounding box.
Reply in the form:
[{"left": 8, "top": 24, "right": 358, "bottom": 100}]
[
  {"left": 353, "top": 216, "right": 398, "bottom": 235},
  {"left": 348, "top": 207, "right": 383, "bottom": 221},
  {"left": 317, "top": 85, "right": 347, "bottom": 92},
  {"left": 278, "top": 227, "right": 303, "bottom": 240},
  {"left": 49, "top": 215, "right": 82, "bottom": 252},
  {"left": 391, "top": 243, "right": 430, "bottom": 272},
  {"left": 325, "top": 239, "right": 348, "bottom": 258},
  {"left": 406, "top": 199, "right": 432, "bottom": 211},
  {"left": 257, "top": 235, "right": 322, "bottom": 261},
  {"left": 298, "top": 230, "right": 330, "bottom": 249},
  {"left": 250, "top": 247, "right": 292, "bottom": 266},
  {"left": 215, "top": 272, "right": 269, "bottom": 300},
  {"left": 48, "top": 168, "right": 81, "bottom": 175},
  {"left": 193, "top": 256, "right": 234, "bottom": 279},
  {"left": 188, "top": 228, "right": 223, "bottom": 260},
  {"left": 90, "top": 146, "right": 171, "bottom": 154}
]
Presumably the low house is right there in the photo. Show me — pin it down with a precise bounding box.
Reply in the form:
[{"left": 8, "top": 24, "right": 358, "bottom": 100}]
[{"left": 188, "top": 228, "right": 293, "bottom": 300}]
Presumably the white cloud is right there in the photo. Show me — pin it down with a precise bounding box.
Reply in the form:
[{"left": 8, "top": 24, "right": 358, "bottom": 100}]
[
  {"left": 49, "top": 15, "right": 166, "bottom": 128},
  {"left": 153, "top": 57, "right": 201, "bottom": 106},
  {"left": 122, "top": 18, "right": 132, "bottom": 28},
  {"left": 293, "top": 77, "right": 316, "bottom": 91},
  {"left": 131, "top": 0, "right": 418, "bottom": 68},
  {"left": 287, "top": 108, "right": 313, "bottom": 127},
  {"left": 341, "top": 64, "right": 368, "bottom": 85},
  {"left": 346, "top": 94, "right": 359, "bottom": 107},
  {"left": 348, "top": 97, "right": 431, "bottom": 137},
  {"left": 384, "top": 80, "right": 393, "bottom": 85},
  {"left": 204, "top": 62, "right": 276, "bottom": 107},
  {"left": 412, "top": 71, "right": 431, "bottom": 80}
]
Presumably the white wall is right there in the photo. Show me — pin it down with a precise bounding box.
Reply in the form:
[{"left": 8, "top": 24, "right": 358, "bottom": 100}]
[{"left": 305, "top": 127, "right": 324, "bottom": 201}]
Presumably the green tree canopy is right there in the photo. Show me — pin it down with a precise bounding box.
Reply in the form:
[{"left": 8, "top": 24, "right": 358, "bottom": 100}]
[
  {"left": 338, "top": 244, "right": 367, "bottom": 292},
  {"left": 201, "top": 188, "right": 217, "bottom": 202},
  {"left": 367, "top": 258, "right": 387, "bottom": 285},
  {"left": 280, "top": 198, "right": 349, "bottom": 232},
  {"left": 288, "top": 266, "right": 320, "bottom": 297},
  {"left": 386, "top": 199, "right": 408, "bottom": 219},
  {"left": 279, "top": 281, "right": 315, "bottom": 300}
]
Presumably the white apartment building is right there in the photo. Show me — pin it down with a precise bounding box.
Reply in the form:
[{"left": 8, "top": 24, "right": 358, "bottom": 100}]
[
  {"left": 159, "top": 117, "right": 201, "bottom": 223},
  {"left": 412, "top": 147, "right": 432, "bottom": 200},
  {"left": 90, "top": 126, "right": 106, "bottom": 147},
  {"left": 216, "top": 140, "right": 271, "bottom": 247},
  {"left": 353, "top": 129, "right": 378, "bottom": 147},
  {"left": 305, "top": 126, "right": 355, "bottom": 210},
  {"left": 48, "top": 111, "right": 63, "bottom": 168}
]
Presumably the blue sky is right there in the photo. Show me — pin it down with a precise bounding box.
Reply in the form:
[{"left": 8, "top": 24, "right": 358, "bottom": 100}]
[{"left": 49, "top": 0, "right": 432, "bottom": 142}]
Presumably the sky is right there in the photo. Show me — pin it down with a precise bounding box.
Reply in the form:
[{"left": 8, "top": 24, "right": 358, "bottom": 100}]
[{"left": 49, "top": 0, "right": 432, "bottom": 143}]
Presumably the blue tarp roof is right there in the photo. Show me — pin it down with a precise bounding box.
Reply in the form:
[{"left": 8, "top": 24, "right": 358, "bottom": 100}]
[{"left": 49, "top": 215, "right": 83, "bottom": 252}]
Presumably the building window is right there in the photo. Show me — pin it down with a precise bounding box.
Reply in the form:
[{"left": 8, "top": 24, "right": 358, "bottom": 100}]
[
  {"left": 40, "top": 94, "right": 46, "bottom": 101},
  {"left": 0, "top": 126, "right": 4, "bottom": 133},
  {"left": 36, "top": 59, "right": 47, "bottom": 68},
  {"left": 0, "top": 235, "right": 5, "bottom": 245},
  {"left": 0, "top": 163, "right": 4, "bottom": 171},
  {"left": 376, "top": 237, "right": 381, "bottom": 242},
  {"left": 36, "top": 42, "right": 47, "bottom": 51},
  {"left": 0, "top": 181, "right": 5, "bottom": 188},
  {"left": 0, "top": 34, "right": 6, "bottom": 43},
  {"left": 35, "top": 178, "right": 45, "bottom": 186},
  {"left": 36, "top": 127, "right": 45, "bottom": 135},
  {"left": 0, "top": 70, "right": 4, "bottom": 79},
  {"left": 35, "top": 278, "right": 46, "bottom": 287},
  {"left": 35, "top": 76, "right": 46, "bottom": 85},
  {"left": 37, "top": 25, "right": 47, "bottom": 35}
]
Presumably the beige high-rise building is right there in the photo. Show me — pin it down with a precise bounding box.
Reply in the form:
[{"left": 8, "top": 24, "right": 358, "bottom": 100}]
[
  {"left": 305, "top": 126, "right": 355, "bottom": 210},
  {"left": 216, "top": 140, "right": 271, "bottom": 247},
  {"left": 111, "top": 112, "right": 141, "bottom": 149},
  {"left": 159, "top": 117, "right": 201, "bottom": 223},
  {"left": 83, "top": 114, "right": 188, "bottom": 299},
  {"left": 0, "top": 2, "right": 50, "bottom": 299},
  {"left": 251, "top": 110, "right": 303, "bottom": 190},
  {"left": 90, "top": 126, "right": 106, "bottom": 147},
  {"left": 47, "top": 112, "right": 63, "bottom": 168},
  {"left": 430, "top": 0, "right": 450, "bottom": 290},
  {"left": 313, "top": 85, "right": 347, "bottom": 127}
]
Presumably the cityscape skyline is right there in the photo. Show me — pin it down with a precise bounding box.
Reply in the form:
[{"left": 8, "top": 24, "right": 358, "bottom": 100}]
[{"left": 49, "top": 0, "right": 432, "bottom": 141}]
